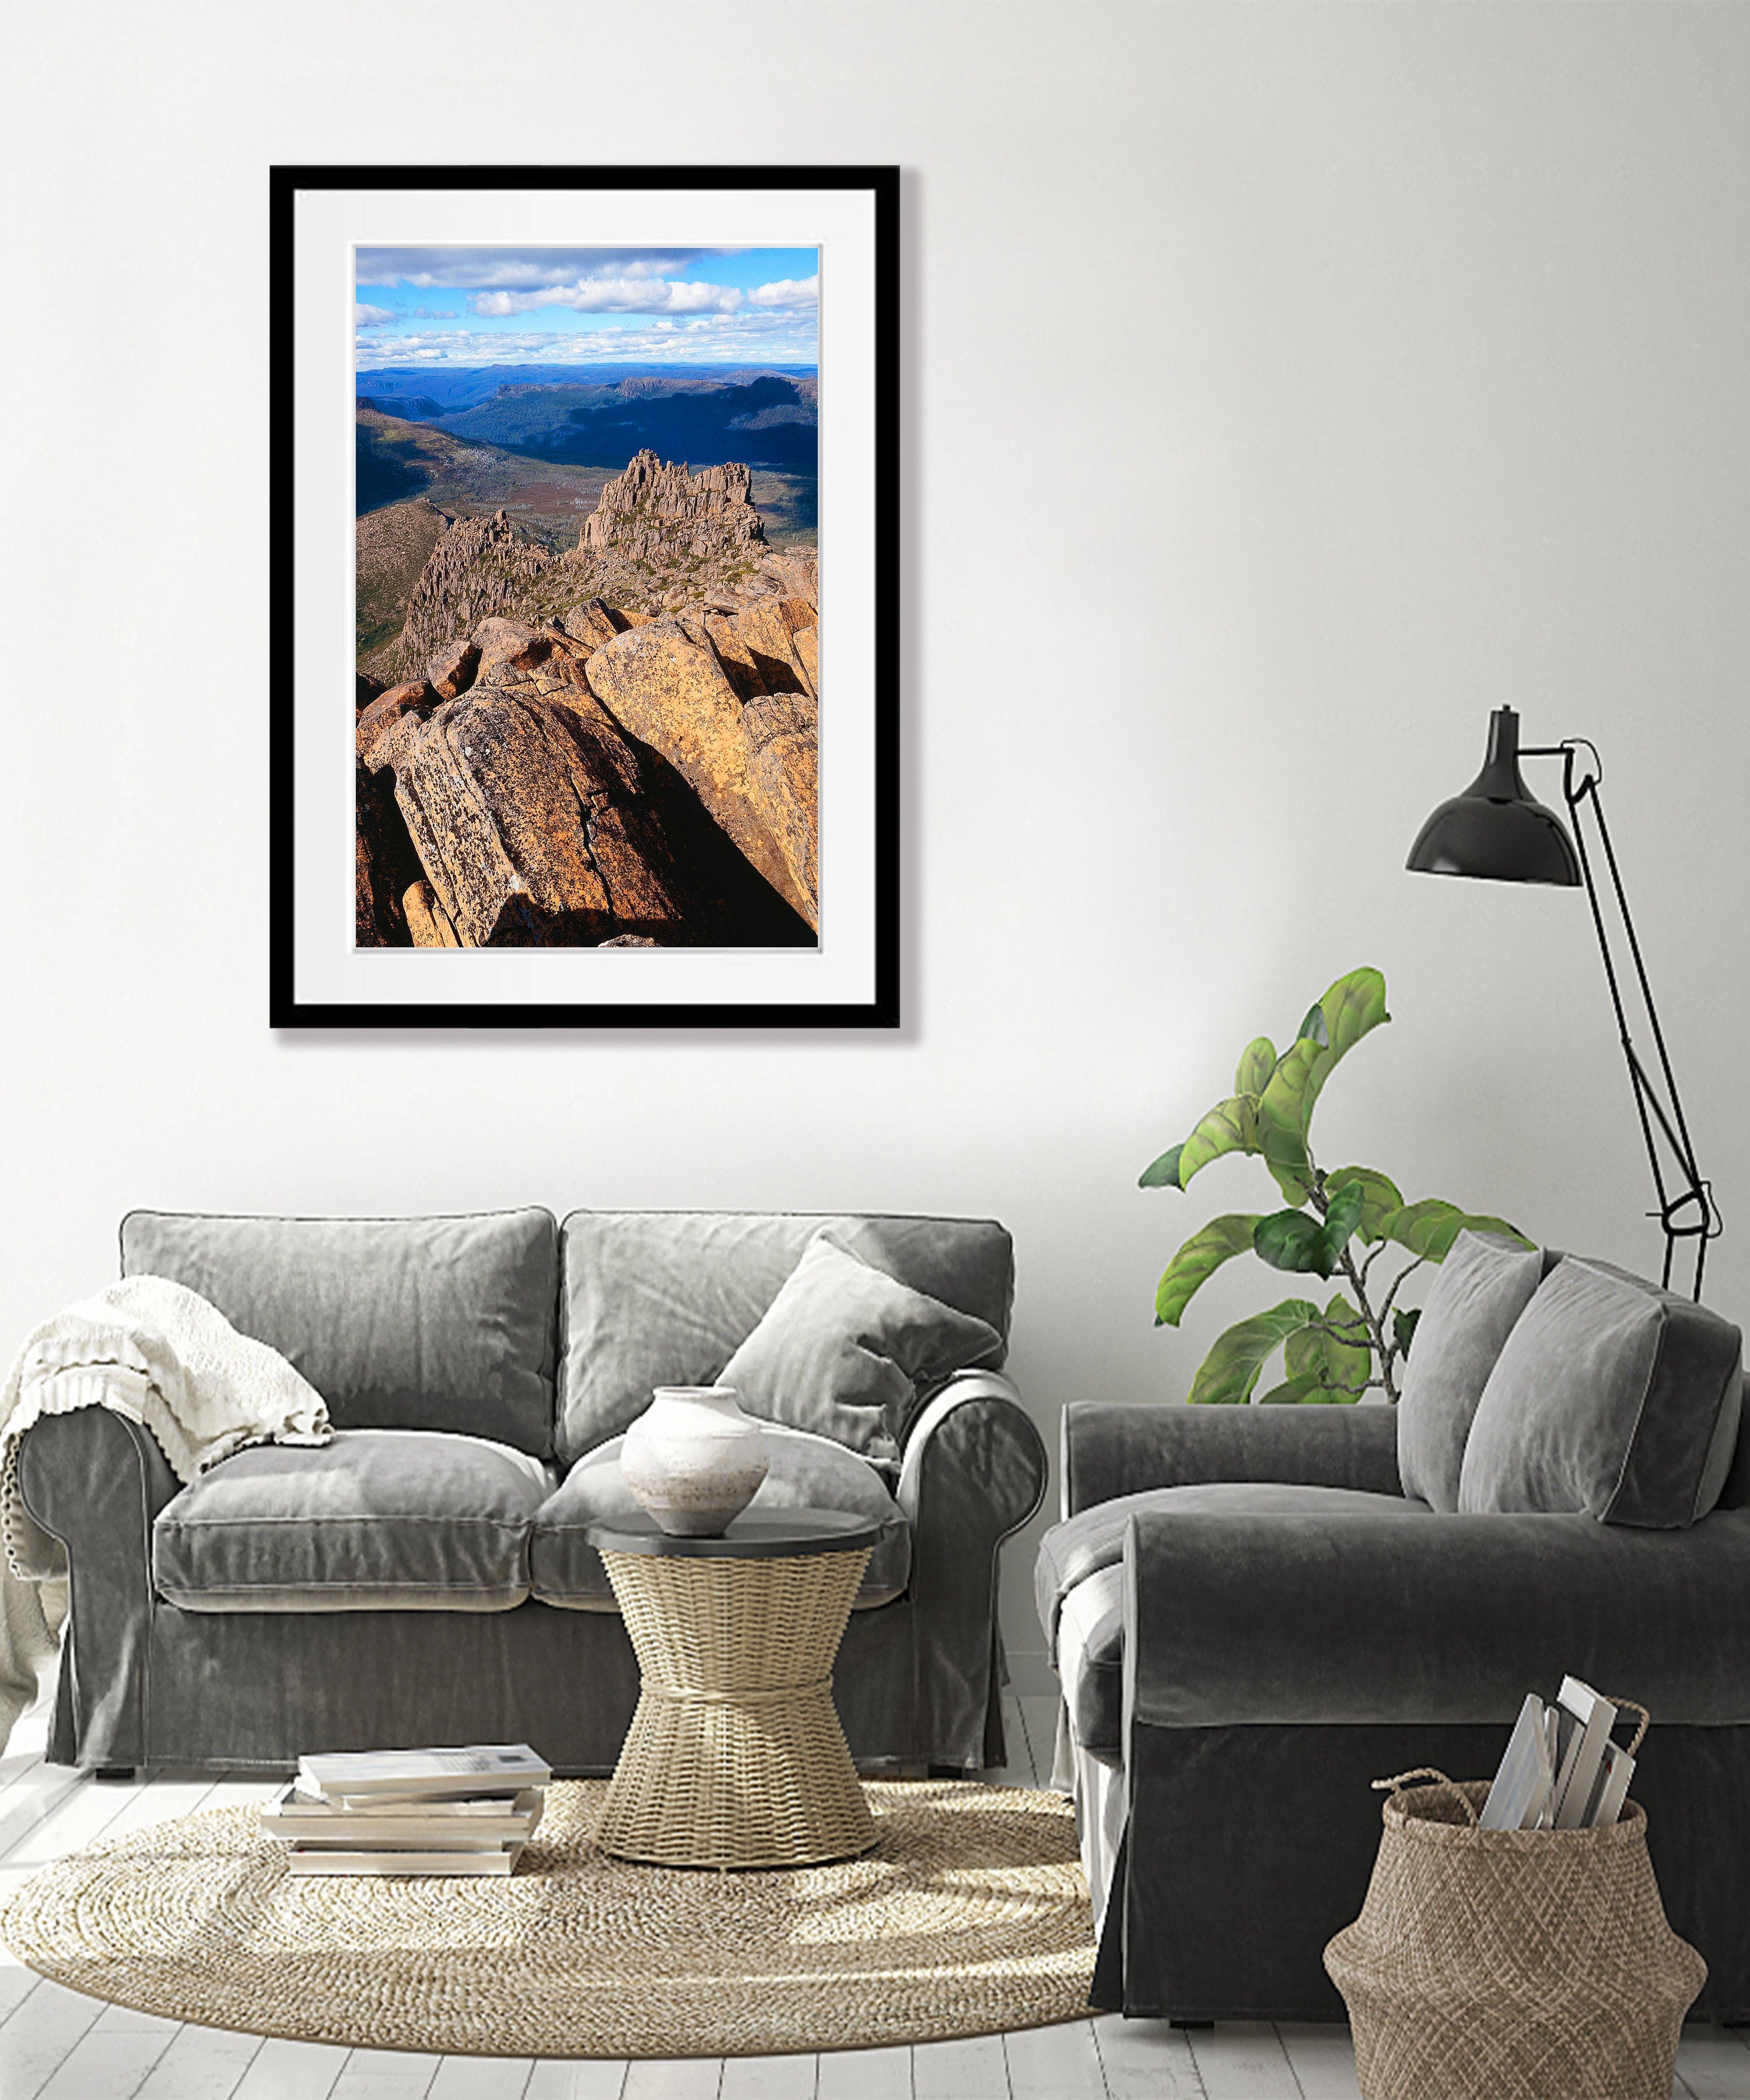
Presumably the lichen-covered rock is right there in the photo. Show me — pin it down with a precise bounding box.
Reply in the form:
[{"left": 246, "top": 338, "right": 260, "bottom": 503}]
[
  {"left": 355, "top": 763, "right": 419, "bottom": 947},
  {"left": 583, "top": 620, "right": 818, "bottom": 929},
  {"left": 389, "top": 685, "right": 807, "bottom": 949},
  {"left": 427, "top": 639, "right": 481, "bottom": 700},
  {"left": 746, "top": 697, "right": 820, "bottom": 913},
  {"left": 356, "top": 671, "right": 386, "bottom": 712},
  {"left": 356, "top": 682, "right": 438, "bottom": 771},
  {"left": 762, "top": 549, "right": 818, "bottom": 611},
  {"left": 558, "top": 599, "right": 627, "bottom": 654},
  {"left": 403, "top": 879, "right": 461, "bottom": 948},
  {"left": 793, "top": 626, "right": 818, "bottom": 695},
  {"left": 704, "top": 601, "right": 816, "bottom": 704},
  {"left": 471, "top": 618, "right": 554, "bottom": 684}
]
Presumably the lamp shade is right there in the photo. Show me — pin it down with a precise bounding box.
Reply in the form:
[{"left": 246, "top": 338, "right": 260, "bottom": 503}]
[{"left": 1406, "top": 706, "right": 1581, "bottom": 886}]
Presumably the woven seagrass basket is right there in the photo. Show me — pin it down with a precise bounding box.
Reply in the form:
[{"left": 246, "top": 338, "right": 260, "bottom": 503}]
[{"left": 1325, "top": 1766, "right": 1707, "bottom": 2100}]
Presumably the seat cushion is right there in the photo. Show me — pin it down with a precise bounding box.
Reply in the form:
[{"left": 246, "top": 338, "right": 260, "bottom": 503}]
[
  {"left": 1396, "top": 1229, "right": 1545, "bottom": 1511},
  {"left": 555, "top": 1210, "right": 1014, "bottom": 1465},
  {"left": 1035, "top": 1481, "right": 1433, "bottom": 1656},
  {"left": 121, "top": 1209, "right": 559, "bottom": 1459},
  {"left": 1459, "top": 1256, "right": 1744, "bottom": 1527},
  {"left": 531, "top": 1421, "right": 911, "bottom": 1609},
  {"left": 153, "top": 1429, "right": 553, "bottom": 1612},
  {"left": 716, "top": 1233, "right": 1002, "bottom": 1461},
  {"left": 1057, "top": 1561, "right": 1126, "bottom": 1767}
]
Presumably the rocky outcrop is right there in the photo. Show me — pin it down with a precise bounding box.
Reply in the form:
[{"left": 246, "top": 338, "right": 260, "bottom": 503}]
[
  {"left": 359, "top": 608, "right": 803, "bottom": 949},
  {"left": 355, "top": 450, "right": 821, "bottom": 951},
  {"left": 579, "top": 451, "right": 766, "bottom": 565},
  {"left": 583, "top": 620, "right": 818, "bottom": 929},
  {"left": 394, "top": 510, "right": 552, "bottom": 680},
  {"left": 388, "top": 680, "right": 805, "bottom": 950}
]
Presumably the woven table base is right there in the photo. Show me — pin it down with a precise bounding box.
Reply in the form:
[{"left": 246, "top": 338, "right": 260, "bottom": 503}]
[
  {"left": 598, "top": 1542, "right": 874, "bottom": 1868},
  {"left": 0, "top": 1780, "right": 1096, "bottom": 2059}
]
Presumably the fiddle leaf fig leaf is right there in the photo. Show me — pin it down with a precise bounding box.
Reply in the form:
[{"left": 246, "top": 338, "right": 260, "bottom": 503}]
[
  {"left": 1325, "top": 1166, "right": 1404, "bottom": 1245},
  {"left": 1394, "top": 1307, "right": 1423, "bottom": 1359},
  {"left": 1186, "top": 1299, "right": 1322, "bottom": 1406},
  {"left": 1139, "top": 1143, "right": 1186, "bottom": 1191},
  {"left": 1258, "top": 1375, "right": 1324, "bottom": 1405},
  {"left": 1284, "top": 1290, "right": 1373, "bottom": 1401},
  {"left": 1175, "top": 1095, "right": 1263, "bottom": 1188},
  {"left": 1154, "top": 1214, "right": 1264, "bottom": 1327},
  {"left": 1320, "top": 1179, "right": 1368, "bottom": 1269},
  {"left": 1378, "top": 1200, "right": 1532, "bottom": 1262},
  {"left": 1319, "top": 967, "right": 1390, "bottom": 1061},
  {"left": 1234, "top": 1037, "right": 1278, "bottom": 1099},
  {"left": 1257, "top": 968, "right": 1390, "bottom": 1204},
  {"left": 1253, "top": 1208, "right": 1330, "bottom": 1276}
]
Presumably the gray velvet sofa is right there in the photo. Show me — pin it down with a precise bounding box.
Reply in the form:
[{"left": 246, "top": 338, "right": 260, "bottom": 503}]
[
  {"left": 1036, "top": 1234, "right": 1750, "bottom": 2025},
  {"left": 21, "top": 1207, "right": 1046, "bottom": 1776}
]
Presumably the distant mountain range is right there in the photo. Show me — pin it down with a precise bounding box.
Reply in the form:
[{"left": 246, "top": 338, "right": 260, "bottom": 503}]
[{"left": 354, "top": 365, "right": 819, "bottom": 474}]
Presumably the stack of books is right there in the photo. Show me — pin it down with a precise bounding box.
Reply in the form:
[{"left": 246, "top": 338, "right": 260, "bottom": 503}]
[
  {"left": 1478, "top": 1678, "right": 1637, "bottom": 1833},
  {"left": 263, "top": 1742, "right": 552, "bottom": 1875}
]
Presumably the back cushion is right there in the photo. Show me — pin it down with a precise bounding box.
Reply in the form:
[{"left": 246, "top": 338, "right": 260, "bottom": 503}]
[
  {"left": 121, "top": 1209, "right": 558, "bottom": 1459},
  {"left": 556, "top": 1211, "right": 1013, "bottom": 1465},
  {"left": 1396, "top": 1230, "right": 1545, "bottom": 1510},
  {"left": 1458, "top": 1256, "right": 1744, "bottom": 1527}
]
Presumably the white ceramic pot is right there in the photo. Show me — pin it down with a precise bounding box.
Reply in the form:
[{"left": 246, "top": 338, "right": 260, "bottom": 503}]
[{"left": 621, "top": 1387, "right": 771, "bottom": 1537}]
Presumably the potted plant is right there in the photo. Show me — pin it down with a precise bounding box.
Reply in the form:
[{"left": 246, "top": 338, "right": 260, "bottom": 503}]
[{"left": 1140, "top": 966, "right": 1528, "bottom": 1402}]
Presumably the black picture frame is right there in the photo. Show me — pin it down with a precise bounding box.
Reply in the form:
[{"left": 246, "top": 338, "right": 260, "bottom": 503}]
[{"left": 269, "top": 164, "right": 898, "bottom": 1029}]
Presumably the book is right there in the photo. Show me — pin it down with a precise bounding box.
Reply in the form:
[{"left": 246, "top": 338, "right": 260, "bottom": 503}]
[
  {"left": 1550, "top": 1678, "right": 1620, "bottom": 1829},
  {"left": 285, "top": 1840, "right": 525, "bottom": 1877},
  {"left": 1588, "top": 1739, "right": 1636, "bottom": 1829},
  {"left": 262, "top": 1784, "right": 543, "bottom": 1847},
  {"left": 298, "top": 1744, "right": 552, "bottom": 1804},
  {"left": 1480, "top": 1692, "right": 1556, "bottom": 1830}
]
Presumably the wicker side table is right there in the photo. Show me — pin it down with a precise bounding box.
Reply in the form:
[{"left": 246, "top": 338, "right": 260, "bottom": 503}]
[{"left": 587, "top": 1510, "right": 880, "bottom": 1870}]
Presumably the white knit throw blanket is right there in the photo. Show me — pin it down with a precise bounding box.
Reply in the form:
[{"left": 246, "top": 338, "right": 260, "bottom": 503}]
[{"left": 0, "top": 1276, "right": 332, "bottom": 1754}]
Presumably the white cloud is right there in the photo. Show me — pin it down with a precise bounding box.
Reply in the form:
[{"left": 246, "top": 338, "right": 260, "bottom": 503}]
[
  {"left": 470, "top": 277, "right": 746, "bottom": 318},
  {"left": 354, "top": 303, "right": 394, "bottom": 327},
  {"left": 355, "top": 247, "right": 724, "bottom": 290},
  {"left": 355, "top": 309, "right": 819, "bottom": 370},
  {"left": 750, "top": 275, "right": 819, "bottom": 308}
]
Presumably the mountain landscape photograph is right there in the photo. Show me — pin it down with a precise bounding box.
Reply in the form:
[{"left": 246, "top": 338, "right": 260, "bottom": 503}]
[{"left": 352, "top": 245, "right": 821, "bottom": 951}]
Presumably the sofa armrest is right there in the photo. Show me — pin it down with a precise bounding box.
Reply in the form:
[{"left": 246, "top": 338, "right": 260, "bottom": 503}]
[
  {"left": 18, "top": 1406, "right": 180, "bottom": 1766},
  {"left": 1125, "top": 1503, "right": 1750, "bottom": 1732},
  {"left": 897, "top": 1370, "right": 1048, "bottom": 1767},
  {"left": 1064, "top": 1399, "right": 1402, "bottom": 1518}
]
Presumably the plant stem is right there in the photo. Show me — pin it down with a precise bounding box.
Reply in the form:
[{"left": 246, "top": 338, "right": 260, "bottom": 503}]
[
  {"left": 1311, "top": 1164, "right": 1399, "bottom": 1401},
  {"left": 1337, "top": 1245, "right": 1399, "bottom": 1402}
]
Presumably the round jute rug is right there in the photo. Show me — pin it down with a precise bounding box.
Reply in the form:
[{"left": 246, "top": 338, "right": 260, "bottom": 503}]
[{"left": 0, "top": 1779, "right": 1095, "bottom": 2059}]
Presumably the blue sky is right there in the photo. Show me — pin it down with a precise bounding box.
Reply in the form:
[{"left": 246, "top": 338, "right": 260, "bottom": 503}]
[{"left": 354, "top": 247, "right": 819, "bottom": 370}]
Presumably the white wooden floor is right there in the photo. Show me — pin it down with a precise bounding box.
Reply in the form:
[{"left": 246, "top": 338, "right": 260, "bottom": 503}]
[{"left": 0, "top": 1692, "right": 1742, "bottom": 2099}]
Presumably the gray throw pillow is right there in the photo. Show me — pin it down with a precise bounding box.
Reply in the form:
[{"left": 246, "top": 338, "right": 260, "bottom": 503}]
[
  {"left": 716, "top": 1233, "right": 1002, "bottom": 1460},
  {"left": 1458, "top": 1256, "right": 1745, "bottom": 1526},
  {"left": 1396, "top": 1229, "right": 1545, "bottom": 1511}
]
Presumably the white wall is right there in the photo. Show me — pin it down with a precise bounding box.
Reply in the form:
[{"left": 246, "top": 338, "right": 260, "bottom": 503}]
[{"left": 4, "top": 2, "right": 1748, "bottom": 1678}]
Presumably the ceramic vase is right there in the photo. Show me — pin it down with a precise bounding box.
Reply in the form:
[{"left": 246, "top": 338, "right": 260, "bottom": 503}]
[{"left": 621, "top": 1386, "right": 770, "bottom": 1537}]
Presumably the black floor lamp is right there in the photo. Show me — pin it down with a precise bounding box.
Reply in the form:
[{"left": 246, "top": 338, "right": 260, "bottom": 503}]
[{"left": 1406, "top": 705, "right": 1721, "bottom": 1300}]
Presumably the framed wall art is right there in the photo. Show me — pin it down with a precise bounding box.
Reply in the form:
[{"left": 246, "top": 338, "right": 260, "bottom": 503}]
[{"left": 268, "top": 164, "right": 898, "bottom": 1028}]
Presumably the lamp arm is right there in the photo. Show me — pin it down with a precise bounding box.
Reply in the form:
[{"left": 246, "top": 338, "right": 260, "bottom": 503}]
[{"left": 1541, "top": 741, "right": 1721, "bottom": 1299}]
